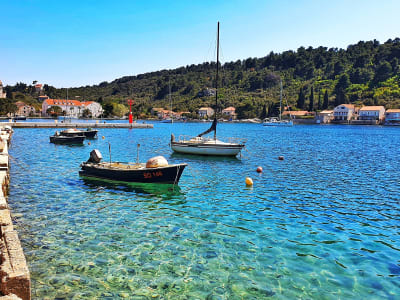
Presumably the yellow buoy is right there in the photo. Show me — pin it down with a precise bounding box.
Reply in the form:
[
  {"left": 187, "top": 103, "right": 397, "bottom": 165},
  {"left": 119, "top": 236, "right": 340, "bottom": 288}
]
[
  {"left": 245, "top": 177, "right": 253, "bottom": 186},
  {"left": 102, "top": 136, "right": 105, "bottom": 140}
]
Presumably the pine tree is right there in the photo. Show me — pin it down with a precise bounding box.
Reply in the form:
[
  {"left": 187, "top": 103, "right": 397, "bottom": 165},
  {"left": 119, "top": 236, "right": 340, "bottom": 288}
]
[
  {"left": 318, "top": 91, "right": 321, "bottom": 110},
  {"left": 260, "top": 103, "right": 267, "bottom": 119},
  {"left": 309, "top": 87, "right": 314, "bottom": 111},
  {"left": 323, "top": 90, "right": 329, "bottom": 109},
  {"left": 297, "top": 87, "right": 305, "bottom": 109}
]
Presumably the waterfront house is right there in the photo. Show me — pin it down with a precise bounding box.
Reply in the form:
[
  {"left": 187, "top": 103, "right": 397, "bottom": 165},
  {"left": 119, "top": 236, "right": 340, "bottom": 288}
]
[
  {"left": 316, "top": 110, "right": 334, "bottom": 124},
  {"left": 282, "top": 111, "right": 314, "bottom": 118},
  {"left": 333, "top": 104, "right": 355, "bottom": 121},
  {"left": 198, "top": 107, "right": 214, "bottom": 118},
  {"left": 42, "top": 99, "right": 103, "bottom": 118},
  {"left": 15, "top": 101, "right": 36, "bottom": 117},
  {"left": 222, "top": 107, "right": 237, "bottom": 119},
  {"left": 0, "top": 80, "right": 6, "bottom": 98},
  {"left": 385, "top": 109, "right": 400, "bottom": 125},
  {"left": 358, "top": 106, "right": 385, "bottom": 122}
]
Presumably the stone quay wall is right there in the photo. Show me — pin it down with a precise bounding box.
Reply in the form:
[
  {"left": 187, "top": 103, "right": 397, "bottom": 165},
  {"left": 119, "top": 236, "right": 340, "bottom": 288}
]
[{"left": 0, "top": 126, "right": 30, "bottom": 300}]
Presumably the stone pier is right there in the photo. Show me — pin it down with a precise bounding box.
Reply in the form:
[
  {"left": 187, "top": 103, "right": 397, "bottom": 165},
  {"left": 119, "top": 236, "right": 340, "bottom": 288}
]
[{"left": 0, "top": 126, "right": 30, "bottom": 300}]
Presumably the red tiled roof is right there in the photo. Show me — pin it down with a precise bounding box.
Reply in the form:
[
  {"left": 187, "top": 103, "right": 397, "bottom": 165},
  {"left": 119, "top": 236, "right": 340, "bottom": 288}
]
[
  {"left": 359, "top": 106, "right": 385, "bottom": 111},
  {"left": 283, "top": 110, "right": 312, "bottom": 116},
  {"left": 222, "top": 107, "right": 235, "bottom": 111},
  {"left": 45, "top": 99, "right": 82, "bottom": 106}
]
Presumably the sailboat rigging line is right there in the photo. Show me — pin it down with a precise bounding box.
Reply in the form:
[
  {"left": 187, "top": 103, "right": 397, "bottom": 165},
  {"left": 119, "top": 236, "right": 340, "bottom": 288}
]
[
  {"left": 173, "top": 164, "right": 181, "bottom": 187},
  {"left": 197, "top": 21, "right": 220, "bottom": 139}
]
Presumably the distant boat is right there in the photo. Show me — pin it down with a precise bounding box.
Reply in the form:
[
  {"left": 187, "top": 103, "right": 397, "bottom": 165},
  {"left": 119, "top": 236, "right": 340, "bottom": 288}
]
[
  {"left": 171, "top": 22, "right": 245, "bottom": 157},
  {"left": 13, "top": 115, "right": 27, "bottom": 121},
  {"left": 60, "top": 128, "right": 98, "bottom": 138},
  {"left": 263, "top": 81, "right": 293, "bottom": 126},
  {"left": 80, "top": 149, "right": 187, "bottom": 184},
  {"left": 160, "top": 118, "right": 172, "bottom": 123}
]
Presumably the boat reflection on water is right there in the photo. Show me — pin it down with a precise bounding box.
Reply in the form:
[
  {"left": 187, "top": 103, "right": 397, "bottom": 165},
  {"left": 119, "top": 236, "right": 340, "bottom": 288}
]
[
  {"left": 170, "top": 152, "right": 243, "bottom": 163},
  {"left": 80, "top": 176, "right": 185, "bottom": 202}
]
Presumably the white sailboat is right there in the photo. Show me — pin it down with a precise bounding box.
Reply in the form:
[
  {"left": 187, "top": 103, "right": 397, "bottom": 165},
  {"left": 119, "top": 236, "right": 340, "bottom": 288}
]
[
  {"left": 263, "top": 81, "right": 293, "bottom": 126},
  {"left": 171, "top": 22, "right": 245, "bottom": 156}
]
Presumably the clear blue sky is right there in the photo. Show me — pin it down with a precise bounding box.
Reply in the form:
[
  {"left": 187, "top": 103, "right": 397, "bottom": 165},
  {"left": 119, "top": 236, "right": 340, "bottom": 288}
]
[{"left": 2, "top": 0, "right": 400, "bottom": 88}]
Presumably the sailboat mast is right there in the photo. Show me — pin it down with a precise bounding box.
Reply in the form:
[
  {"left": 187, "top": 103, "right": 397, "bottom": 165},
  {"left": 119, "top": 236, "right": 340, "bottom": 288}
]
[
  {"left": 214, "top": 21, "right": 220, "bottom": 140},
  {"left": 279, "top": 80, "right": 282, "bottom": 120}
]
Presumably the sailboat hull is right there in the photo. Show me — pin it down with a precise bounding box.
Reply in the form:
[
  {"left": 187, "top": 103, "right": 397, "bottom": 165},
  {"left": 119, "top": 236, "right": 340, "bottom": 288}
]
[
  {"left": 171, "top": 142, "right": 244, "bottom": 156},
  {"left": 263, "top": 121, "right": 293, "bottom": 126}
]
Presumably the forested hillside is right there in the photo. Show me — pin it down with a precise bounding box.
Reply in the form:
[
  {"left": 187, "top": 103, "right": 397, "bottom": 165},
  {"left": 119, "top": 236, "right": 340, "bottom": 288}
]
[{"left": 5, "top": 38, "right": 400, "bottom": 119}]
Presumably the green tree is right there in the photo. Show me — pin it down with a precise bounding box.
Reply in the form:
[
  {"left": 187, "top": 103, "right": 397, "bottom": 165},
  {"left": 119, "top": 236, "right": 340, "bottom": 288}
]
[
  {"left": 373, "top": 60, "right": 392, "bottom": 83},
  {"left": 297, "top": 87, "right": 305, "bottom": 109},
  {"left": 113, "top": 103, "right": 129, "bottom": 117},
  {"left": 308, "top": 87, "right": 314, "bottom": 111},
  {"left": 46, "top": 106, "right": 62, "bottom": 116},
  {"left": 260, "top": 103, "right": 268, "bottom": 119},
  {"left": 323, "top": 90, "right": 329, "bottom": 109},
  {"left": 102, "top": 103, "right": 114, "bottom": 117},
  {"left": 317, "top": 91, "right": 321, "bottom": 110}
]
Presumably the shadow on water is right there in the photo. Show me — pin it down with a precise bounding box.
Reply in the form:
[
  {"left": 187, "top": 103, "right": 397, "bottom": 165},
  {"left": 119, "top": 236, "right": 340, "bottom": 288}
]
[
  {"left": 80, "top": 176, "right": 185, "bottom": 199},
  {"left": 169, "top": 152, "right": 243, "bottom": 163}
]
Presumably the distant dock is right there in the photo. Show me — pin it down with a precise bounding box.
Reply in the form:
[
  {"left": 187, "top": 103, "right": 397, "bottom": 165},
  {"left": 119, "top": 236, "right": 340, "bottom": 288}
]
[{"left": 3, "top": 122, "right": 153, "bottom": 129}]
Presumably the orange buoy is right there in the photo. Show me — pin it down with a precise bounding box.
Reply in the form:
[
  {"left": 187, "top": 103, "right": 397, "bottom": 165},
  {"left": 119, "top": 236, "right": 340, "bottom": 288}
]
[
  {"left": 278, "top": 156, "right": 284, "bottom": 160},
  {"left": 256, "top": 166, "right": 263, "bottom": 173},
  {"left": 88, "top": 142, "right": 91, "bottom": 145},
  {"left": 102, "top": 136, "right": 105, "bottom": 140},
  {"left": 245, "top": 177, "right": 253, "bottom": 186}
]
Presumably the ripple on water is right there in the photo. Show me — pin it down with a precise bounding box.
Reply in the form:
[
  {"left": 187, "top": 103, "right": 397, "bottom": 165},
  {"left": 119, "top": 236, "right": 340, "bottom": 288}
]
[{"left": 7, "top": 124, "right": 400, "bottom": 298}]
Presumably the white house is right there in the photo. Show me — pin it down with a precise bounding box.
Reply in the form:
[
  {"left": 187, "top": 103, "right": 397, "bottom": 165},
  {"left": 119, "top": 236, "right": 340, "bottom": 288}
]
[
  {"left": 358, "top": 106, "right": 385, "bottom": 121},
  {"left": 333, "top": 104, "right": 355, "bottom": 121},
  {"left": 316, "top": 110, "right": 334, "bottom": 123},
  {"left": 198, "top": 107, "right": 214, "bottom": 118},
  {"left": 222, "top": 107, "right": 237, "bottom": 119},
  {"left": 42, "top": 99, "right": 103, "bottom": 117},
  {"left": 385, "top": 109, "right": 400, "bottom": 125}
]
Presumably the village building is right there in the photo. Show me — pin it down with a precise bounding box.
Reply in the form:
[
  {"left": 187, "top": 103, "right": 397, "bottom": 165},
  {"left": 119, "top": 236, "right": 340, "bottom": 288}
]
[
  {"left": 0, "top": 80, "right": 6, "bottom": 98},
  {"left": 333, "top": 104, "right": 355, "bottom": 121},
  {"left": 34, "top": 84, "right": 43, "bottom": 93},
  {"left": 198, "top": 107, "right": 214, "bottom": 118},
  {"left": 197, "top": 88, "right": 216, "bottom": 97},
  {"left": 385, "top": 109, "right": 400, "bottom": 125},
  {"left": 221, "top": 107, "right": 237, "bottom": 119},
  {"left": 41, "top": 99, "right": 103, "bottom": 117},
  {"left": 38, "top": 95, "right": 49, "bottom": 102},
  {"left": 15, "top": 101, "right": 36, "bottom": 117},
  {"left": 358, "top": 106, "right": 386, "bottom": 121},
  {"left": 282, "top": 111, "right": 314, "bottom": 118},
  {"left": 316, "top": 110, "right": 334, "bottom": 124}
]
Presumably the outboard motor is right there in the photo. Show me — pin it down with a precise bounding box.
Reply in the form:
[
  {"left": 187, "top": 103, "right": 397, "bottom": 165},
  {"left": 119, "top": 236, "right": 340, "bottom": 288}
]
[{"left": 87, "top": 149, "right": 102, "bottom": 163}]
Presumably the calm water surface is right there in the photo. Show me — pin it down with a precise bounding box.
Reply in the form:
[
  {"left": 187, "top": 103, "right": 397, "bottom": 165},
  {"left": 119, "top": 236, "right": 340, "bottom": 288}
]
[{"left": 8, "top": 123, "right": 400, "bottom": 299}]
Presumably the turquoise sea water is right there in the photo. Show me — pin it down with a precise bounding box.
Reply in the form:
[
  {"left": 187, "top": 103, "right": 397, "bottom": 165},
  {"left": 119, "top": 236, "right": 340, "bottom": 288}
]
[{"left": 8, "top": 123, "right": 400, "bottom": 299}]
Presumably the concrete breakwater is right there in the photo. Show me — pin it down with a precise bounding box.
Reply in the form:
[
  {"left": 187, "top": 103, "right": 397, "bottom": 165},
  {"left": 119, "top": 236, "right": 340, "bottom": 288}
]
[
  {"left": 3, "top": 122, "right": 153, "bottom": 129},
  {"left": 0, "top": 127, "right": 30, "bottom": 300}
]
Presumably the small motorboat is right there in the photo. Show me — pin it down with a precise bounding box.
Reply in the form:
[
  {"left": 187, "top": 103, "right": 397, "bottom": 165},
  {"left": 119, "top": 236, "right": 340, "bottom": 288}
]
[
  {"left": 50, "top": 131, "right": 85, "bottom": 145},
  {"left": 80, "top": 149, "right": 187, "bottom": 184},
  {"left": 60, "top": 128, "right": 98, "bottom": 138}
]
